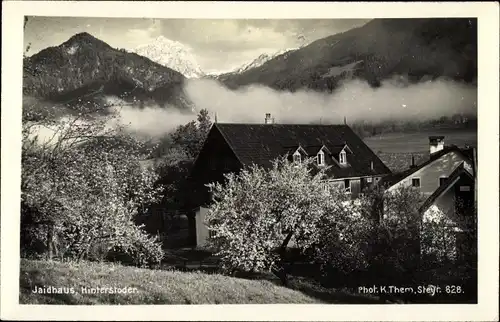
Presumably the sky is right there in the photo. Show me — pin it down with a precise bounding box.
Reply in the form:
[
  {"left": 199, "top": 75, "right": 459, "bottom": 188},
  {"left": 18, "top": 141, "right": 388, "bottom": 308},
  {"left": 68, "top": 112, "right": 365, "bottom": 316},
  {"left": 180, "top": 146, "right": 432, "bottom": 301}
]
[{"left": 24, "top": 17, "right": 368, "bottom": 73}]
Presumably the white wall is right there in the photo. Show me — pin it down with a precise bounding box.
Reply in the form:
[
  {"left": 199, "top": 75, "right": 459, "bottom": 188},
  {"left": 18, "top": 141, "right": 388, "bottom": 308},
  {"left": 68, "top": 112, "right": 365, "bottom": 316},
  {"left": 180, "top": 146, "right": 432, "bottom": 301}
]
[
  {"left": 195, "top": 206, "right": 210, "bottom": 247},
  {"left": 388, "top": 151, "right": 470, "bottom": 196}
]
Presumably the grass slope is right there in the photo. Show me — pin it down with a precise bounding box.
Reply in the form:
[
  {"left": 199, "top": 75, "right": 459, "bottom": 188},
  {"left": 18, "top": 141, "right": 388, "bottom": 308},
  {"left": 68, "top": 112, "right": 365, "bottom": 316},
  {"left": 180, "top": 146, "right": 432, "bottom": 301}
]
[{"left": 19, "top": 259, "right": 321, "bottom": 304}]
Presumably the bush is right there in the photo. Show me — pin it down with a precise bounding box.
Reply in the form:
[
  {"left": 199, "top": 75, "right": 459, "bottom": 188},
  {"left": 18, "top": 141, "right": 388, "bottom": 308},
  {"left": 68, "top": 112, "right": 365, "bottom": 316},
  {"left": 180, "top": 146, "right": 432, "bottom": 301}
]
[
  {"left": 21, "top": 102, "right": 165, "bottom": 265},
  {"left": 205, "top": 157, "right": 370, "bottom": 284},
  {"left": 107, "top": 226, "right": 165, "bottom": 267}
]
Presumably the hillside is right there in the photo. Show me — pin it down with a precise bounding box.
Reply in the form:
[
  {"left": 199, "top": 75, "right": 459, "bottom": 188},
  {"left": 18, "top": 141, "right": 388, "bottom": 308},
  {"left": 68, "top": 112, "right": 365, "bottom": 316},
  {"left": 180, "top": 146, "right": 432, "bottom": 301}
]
[
  {"left": 23, "top": 32, "right": 194, "bottom": 111},
  {"left": 218, "top": 18, "right": 477, "bottom": 92},
  {"left": 19, "top": 259, "right": 322, "bottom": 304}
]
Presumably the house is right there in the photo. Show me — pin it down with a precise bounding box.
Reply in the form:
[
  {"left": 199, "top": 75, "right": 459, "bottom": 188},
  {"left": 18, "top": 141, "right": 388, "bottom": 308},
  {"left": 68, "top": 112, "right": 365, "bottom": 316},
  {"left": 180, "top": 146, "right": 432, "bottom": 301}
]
[
  {"left": 185, "top": 113, "right": 392, "bottom": 247},
  {"left": 381, "top": 136, "right": 477, "bottom": 263}
]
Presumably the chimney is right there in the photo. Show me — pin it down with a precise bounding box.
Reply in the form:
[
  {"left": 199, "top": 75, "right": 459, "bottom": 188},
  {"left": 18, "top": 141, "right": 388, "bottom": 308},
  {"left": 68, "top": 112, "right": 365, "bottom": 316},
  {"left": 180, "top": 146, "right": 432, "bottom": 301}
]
[
  {"left": 265, "top": 113, "right": 274, "bottom": 124},
  {"left": 410, "top": 154, "right": 417, "bottom": 168},
  {"left": 429, "top": 136, "right": 445, "bottom": 156}
]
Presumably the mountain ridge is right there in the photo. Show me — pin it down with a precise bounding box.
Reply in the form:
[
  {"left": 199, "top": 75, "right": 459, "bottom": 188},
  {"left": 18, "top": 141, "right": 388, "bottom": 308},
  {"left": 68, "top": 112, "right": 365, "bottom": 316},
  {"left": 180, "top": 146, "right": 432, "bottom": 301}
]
[
  {"left": 23, "top": 32, "right": 194, "bottom": 111},
  {"left": 218, "top": 18, "right": 477, "bottom": 92},
  {"left": 213, "top": 48, "right": 299, "bottom": 80}
]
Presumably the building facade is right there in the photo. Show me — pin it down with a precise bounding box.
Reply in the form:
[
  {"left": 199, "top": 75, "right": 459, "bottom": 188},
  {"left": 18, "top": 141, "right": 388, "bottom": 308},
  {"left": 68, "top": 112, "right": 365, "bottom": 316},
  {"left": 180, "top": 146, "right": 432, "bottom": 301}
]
[
  {"left": 186, "top": 115, "right": 392, "bottom": 247},
  {"left": 382, "top": 136, "right": 477, "bottom": 263}
]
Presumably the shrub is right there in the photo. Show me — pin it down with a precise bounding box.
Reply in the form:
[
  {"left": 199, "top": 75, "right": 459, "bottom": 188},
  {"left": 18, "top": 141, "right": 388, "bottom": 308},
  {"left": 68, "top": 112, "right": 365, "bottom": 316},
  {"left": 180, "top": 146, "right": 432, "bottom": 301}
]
[
  {"left": 21, "top": 102, "right": 165, "bottom": 265},
  {"left": 205, "top": 157, "right": 370, "bottom": 284}
]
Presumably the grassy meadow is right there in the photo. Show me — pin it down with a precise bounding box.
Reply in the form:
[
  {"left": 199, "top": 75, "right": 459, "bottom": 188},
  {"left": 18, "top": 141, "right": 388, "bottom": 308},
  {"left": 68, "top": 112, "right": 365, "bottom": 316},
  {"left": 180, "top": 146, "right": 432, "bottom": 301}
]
[
  {"left": 364, "top": 128, "right": 477, "bottom": 154},
  {"left": 19, "top": 259, "right": 386, "bottom": 305},
  {"left": 19, "top": 258, "right": 476, "bottom": 304},
  {"left": 364, "top": 128, "right": 477, "bottom": 172},
  {"left": 20, "top": 259, "right": 318, "bottom": 304}
]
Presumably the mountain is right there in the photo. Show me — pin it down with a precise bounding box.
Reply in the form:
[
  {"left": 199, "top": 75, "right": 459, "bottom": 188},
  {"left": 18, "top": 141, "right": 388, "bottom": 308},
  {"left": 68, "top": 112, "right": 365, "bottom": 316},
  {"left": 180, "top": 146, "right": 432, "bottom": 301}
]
[
  {"left": 218, "top": 18, "right": 477, "bottom": 92},
  {"left": 233, "top": 48, "right": 298, "bottom": 74},
  {"left": 23, "top": 32, "right": 195, "bottom": 111},
  {"left": 204, "top": 49, "right": 298, "bottom": 80},
  {"left": 209, "top": 49, "right": 297, "bottom": 81},
  {"left": 134, "top": 36, "right": 205, "bottom": 78}
]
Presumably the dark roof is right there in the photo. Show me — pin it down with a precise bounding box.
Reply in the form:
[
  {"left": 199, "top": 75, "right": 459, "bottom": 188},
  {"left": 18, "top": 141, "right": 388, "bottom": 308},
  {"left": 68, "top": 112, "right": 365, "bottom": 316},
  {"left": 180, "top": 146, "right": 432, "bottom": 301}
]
[
  {"left": 379, "top": 145, "right": 475, "bottom": 188},
  {"left": 213, "top": 123, "right": 391, "bottom": 179},
  {"left": 330, "top": 143, "right": 350, "bottom": 156},
  {"left": 419, "top": 162, "right": 474, "bottom": 213},
  {"left": 303, "top": 145, "right": 324, "bottom": 156}
]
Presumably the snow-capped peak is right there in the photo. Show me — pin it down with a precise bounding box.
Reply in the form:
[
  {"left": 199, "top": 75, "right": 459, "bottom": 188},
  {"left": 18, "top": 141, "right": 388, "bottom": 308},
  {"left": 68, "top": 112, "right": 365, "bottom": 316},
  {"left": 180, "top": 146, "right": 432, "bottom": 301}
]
[
  {"left": 234, "top": 48, "right": 298, "bottom": 74},
  {"left": 134, "top": 36, "right": 205, "bottom": 78}
]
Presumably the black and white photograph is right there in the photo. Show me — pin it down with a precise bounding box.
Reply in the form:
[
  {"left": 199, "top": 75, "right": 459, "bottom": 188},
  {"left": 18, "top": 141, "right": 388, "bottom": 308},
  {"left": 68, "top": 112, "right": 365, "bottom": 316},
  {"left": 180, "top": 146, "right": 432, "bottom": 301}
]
[{"left": 1, "top": 1, "right": 499, "bottom": 321}]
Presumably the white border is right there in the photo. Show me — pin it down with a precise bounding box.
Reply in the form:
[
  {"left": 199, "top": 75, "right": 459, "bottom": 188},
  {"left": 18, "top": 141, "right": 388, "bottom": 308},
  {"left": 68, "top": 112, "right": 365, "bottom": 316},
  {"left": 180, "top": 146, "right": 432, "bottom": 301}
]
[{"left": 1, "top": 1, "right": 499, "bottom": 321}]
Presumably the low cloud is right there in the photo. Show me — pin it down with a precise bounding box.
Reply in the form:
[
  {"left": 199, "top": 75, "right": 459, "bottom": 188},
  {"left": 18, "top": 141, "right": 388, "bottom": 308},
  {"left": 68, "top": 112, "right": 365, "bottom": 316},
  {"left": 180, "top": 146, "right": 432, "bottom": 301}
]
[
  {"left": 109, "top": 76, "right": 477, "bottom": 138},
  {"left": 110, "top": 104, "right": 194, "bottom": 138},
  {"left": 183, "top": 77, "right": 477, "bottom": 125},
  {"left": 24, "top": 77, "right": 477, "bottom": 143}
]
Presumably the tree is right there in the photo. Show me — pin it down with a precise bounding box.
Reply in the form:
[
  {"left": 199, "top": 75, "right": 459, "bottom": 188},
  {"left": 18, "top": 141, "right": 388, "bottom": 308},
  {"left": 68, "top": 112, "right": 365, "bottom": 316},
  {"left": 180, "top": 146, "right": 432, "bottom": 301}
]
[
  {"left": 367, "top": 186, "right": 426, "bottom": 282},
  {"left": 169, "top": 108, "right": 212, "bottom": 159},
  {"left": 309, "top": 192, "right": 375, "bottom": 277},
  {"left": 149, "top": 109, "right": 213, "bottom": 211},
  {"left": 204, "top": 155, "right": 437, "bottom": 286},
  {"left": 21, "top": 101, "right": 165, "bottom": 267},
  {"left": 154, "top": 146, "right": 192, "bottom": 210},
  {"left": 204, "top": 157, "right": 366, "bottom": 285},
  {"left": 118, "top": 108, "right": 212, "bottom": 244},
  {"left": 420, "top": 195, "right": 477, "bottom": 268}
]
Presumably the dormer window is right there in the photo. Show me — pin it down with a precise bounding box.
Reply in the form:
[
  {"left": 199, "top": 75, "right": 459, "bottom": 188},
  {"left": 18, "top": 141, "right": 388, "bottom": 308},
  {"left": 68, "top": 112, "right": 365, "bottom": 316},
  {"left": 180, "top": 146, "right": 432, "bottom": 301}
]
[
  {"left": 339, "top": 151, "right": 347, "bottom": 165},
  {"left": 293, "top": 151, "right": 301, "bottom": 163},
  {"left": 317, "top": 150, "right": 325, "bottom": 166}
]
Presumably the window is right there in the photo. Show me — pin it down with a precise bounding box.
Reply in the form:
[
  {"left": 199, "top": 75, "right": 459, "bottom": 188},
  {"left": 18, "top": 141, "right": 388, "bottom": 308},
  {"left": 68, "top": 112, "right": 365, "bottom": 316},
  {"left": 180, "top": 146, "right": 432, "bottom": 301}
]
[
  {"left": 208, "top": 186, "right": 214, "bottom": 201},
  {"left": 339, "top": 151, "right": 347, "bottom": 164},
  {"left": 317, "top": 151, "right": 325, "bottom": 166},
  {"left": 366, "top": 177, "right": 373, "bottom": 183},
  {"left": 344, "top": 179, "right": 351, "bottom": 193},
  {"left": 439, "top": 177, "right": 448, "bottom": 186},
  {"left": 208, "top": 229, "right": 216, "bottom": 238},
  {"left": 460, "top": 185, "right": 471, "bottom": 192},
  {"left": 411, "top": 178, "right": 421, "bottom": 188},
  {"left": 293, "top": 151, "right": 301, "bottom": 163}
]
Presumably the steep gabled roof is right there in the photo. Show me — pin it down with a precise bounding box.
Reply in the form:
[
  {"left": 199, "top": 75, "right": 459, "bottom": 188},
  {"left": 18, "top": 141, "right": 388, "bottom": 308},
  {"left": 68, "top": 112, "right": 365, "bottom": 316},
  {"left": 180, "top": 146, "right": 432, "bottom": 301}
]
[
  {"left": 303, "top": 145, "right": 324, "bottom": 156},
  {"left": 419, "top": 162, "right": 475, "bottom": 213},
  {"left": 213, "top": 123, "right": 391, "bottom": 178},
  {"left": 380, "top": 145, "right": 475, "bottom": 188}
]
